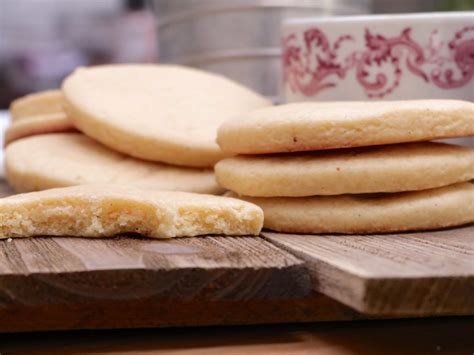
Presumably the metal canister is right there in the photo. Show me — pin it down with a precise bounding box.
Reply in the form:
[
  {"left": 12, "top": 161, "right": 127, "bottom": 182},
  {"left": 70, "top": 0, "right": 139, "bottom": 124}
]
[{"left": 151, "top": 0, "right": 370, "bottom": 101}]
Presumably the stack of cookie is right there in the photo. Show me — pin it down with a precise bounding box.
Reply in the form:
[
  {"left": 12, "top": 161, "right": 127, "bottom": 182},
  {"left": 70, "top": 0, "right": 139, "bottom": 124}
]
[
  {"left": 4, "top": 65, "right": 270, "bottom": 195},
  {"left": 7, "top": 90, "right": 75, "bottom": 145},
  {"left": 216, "top": 101, "right": 474, "bottom": 233}
]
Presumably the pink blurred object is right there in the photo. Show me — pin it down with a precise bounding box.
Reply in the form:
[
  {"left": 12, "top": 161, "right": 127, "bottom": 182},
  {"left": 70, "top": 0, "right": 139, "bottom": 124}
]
[{"left": 282, "top": 12, "right": 474, "bottom": 102}]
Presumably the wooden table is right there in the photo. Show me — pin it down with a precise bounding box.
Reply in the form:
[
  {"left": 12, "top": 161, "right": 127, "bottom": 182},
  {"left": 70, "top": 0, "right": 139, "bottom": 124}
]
[
  {"left": 1, "top": 317, "right": 473, "bottom": 354},
  {"left": 1, "top": 180, "right": 473, "bottom": 354},
  {"left": 0, "top": 179, "right": 473, "bottom": 333}
]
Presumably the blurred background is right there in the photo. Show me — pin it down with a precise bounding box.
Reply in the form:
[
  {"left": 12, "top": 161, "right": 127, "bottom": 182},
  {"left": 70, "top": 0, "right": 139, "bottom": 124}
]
[{"left": 0, "top": 0, "right": 473, "bottom": 108}]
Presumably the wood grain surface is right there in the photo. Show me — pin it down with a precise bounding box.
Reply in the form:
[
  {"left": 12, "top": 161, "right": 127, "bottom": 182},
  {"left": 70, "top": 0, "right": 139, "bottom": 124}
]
[
  {"left": 1, "top": 179, "right": 472, "bottom": 332},
  {"left": 264, "top": 226, "right": 474, "bottom": 316},
  {"left": 0, "top": 180, "right": 365, "bottom": 332}
]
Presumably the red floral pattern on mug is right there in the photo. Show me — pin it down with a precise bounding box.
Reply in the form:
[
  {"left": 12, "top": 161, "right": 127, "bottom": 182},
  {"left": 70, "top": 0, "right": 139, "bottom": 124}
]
[{"left": 283, "top": 26, "right": 474, "bottom": 98}]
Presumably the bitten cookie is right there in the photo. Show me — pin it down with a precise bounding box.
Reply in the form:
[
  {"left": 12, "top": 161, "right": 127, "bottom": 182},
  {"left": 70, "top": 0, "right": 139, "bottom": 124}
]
[{"left": 0, "top": 185, "right": 264, "bottom": 239}]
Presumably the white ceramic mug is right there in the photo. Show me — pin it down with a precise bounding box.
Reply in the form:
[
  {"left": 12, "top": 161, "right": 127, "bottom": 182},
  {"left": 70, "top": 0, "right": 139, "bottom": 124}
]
[{"left": 281, "top": 12, "right": 474, "bottom": 102}]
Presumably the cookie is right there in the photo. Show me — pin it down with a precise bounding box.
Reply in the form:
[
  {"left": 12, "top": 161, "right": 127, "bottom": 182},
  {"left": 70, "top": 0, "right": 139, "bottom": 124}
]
[
  {"left": 217, "top": 100, "right": 474, "bottom": 154},
  {"left": 10, "top": 90, "right": 65, "bottom": 120},
  {"left": 0, "top": 184, "right": 263, "bottom": 239},
  {"left": 4, "top": 113, "right": 75, "bottom": 145},
  {"left": 231, "top": 182, "right": 474, "bottom": 234},
  {"left": 62, "top": 65, "right": 270, "bottom": 167},
  {"left": 216, "top": 142, "right": 474, "bottom": 196},
  {"left": 5, "top": 133, "right": 223, "bottom": 194}
]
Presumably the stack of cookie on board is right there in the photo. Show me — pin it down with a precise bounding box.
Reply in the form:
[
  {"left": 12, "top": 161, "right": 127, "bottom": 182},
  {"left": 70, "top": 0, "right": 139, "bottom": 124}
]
[
  {"left": 3, "top": 64, "right": 474, "bottom": 239},
  {"left": 215, "top": 101, "right": 474, "bottom": 233}
]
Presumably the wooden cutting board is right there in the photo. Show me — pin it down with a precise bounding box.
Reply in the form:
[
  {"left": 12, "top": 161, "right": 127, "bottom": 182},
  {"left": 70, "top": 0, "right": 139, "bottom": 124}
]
[
  {"left": 0, "top": 181, "right": 472, "bottom": 332},
  {"left": 264, "top": 226, "right": 474, "bottom": 316},
  {"left": 0, "top": 235, "right": 368, "bottom": 333}
]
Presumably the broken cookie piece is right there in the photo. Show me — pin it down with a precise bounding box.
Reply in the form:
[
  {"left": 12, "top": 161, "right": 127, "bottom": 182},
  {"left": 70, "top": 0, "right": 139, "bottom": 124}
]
[{"left": 0, "top": 185, "right": 264, "bottom": 239}]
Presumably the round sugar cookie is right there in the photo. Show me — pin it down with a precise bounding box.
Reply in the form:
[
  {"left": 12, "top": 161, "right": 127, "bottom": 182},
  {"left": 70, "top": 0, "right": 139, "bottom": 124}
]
[
  {"left": 62, "top": 65, "right": 271, "bottom": 167},
  {"left": 4, "top": 113, "right": 75, "bottom": 146},
  {"left": 232, "top": 183, "right": 474, "bottom": 234},
  {"left": 217, "top": 100, "right": 474, "bottom": 154},
  {"left": 5, "top": 133, "right": 223, "bottom": 194},
  {"left": 216, "top": 142, "right": 474, "bottom": 197},
  {"left": 10, "top": 90, "right": 65, "bottom": 120}
]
